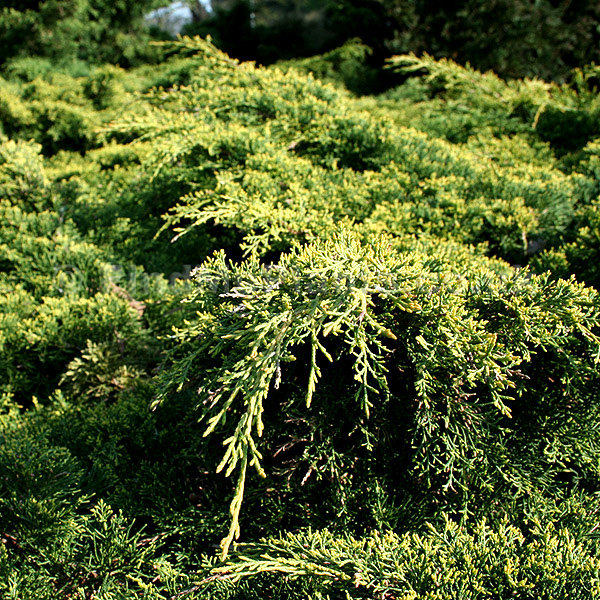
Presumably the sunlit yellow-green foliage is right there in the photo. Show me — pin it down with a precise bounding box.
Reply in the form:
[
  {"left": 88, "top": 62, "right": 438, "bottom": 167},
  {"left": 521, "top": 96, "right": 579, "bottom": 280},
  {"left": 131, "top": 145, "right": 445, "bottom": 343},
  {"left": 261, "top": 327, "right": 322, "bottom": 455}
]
[
  {"left": 1, "top": 37, "right": 600, "bottom": 599},
  {"left": 211, "top": 521, "right": 600, "bottom": 598}
]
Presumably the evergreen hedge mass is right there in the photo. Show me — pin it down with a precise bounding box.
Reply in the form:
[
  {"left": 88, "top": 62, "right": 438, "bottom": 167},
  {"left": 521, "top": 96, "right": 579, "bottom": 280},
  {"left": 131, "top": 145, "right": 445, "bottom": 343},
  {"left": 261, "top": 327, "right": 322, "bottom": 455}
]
[{"left": 1, "top": 36, "right": 600, "bottom": 598}]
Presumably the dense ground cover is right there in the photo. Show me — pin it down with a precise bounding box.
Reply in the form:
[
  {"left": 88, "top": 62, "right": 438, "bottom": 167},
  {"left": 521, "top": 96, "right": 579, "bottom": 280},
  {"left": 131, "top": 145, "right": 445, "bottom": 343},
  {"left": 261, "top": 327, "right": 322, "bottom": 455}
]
[{"left": 1, "top": 37, "right": 600, "bottom": 598}]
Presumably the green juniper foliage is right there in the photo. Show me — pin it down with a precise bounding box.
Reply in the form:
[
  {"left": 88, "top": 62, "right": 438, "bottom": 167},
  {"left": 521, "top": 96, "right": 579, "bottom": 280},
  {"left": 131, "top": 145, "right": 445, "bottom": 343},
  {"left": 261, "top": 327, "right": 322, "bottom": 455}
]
[
  {"left": 157, "top": 232, "right": 600, "bottom": 556},
  {"left": 1, "top": 34, "right": 600, "bottom": 598},
  {"left": 206, "top": 522, "right": 600, "bottom": 599}
]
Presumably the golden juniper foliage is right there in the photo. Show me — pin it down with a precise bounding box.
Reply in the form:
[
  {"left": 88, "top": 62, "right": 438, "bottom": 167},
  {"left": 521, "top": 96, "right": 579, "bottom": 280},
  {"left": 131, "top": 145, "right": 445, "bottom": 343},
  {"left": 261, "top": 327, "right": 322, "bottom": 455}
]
[
  {"left": 210, "top": 522, "right": 600, "bottom": 598},
  {"left": 1, "top": 36, "right": 600, "bottom": 598},
  {"left": 158, "top": 233, "right": 600, "bottom": 557}
]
